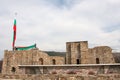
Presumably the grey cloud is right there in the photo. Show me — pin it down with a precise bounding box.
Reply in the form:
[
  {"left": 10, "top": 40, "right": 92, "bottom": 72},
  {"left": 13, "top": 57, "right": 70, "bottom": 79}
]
[{"left": 0, "top": 0, "right": 120, "bottom": 59}]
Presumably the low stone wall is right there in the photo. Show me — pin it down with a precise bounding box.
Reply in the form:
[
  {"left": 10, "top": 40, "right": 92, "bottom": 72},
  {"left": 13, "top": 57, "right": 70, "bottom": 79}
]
[
  {"left": 0, "top": 74, "right": 120, "bottom": 80},
  {"left": 18, "top": 64, "right": 120, "bottom": 75},
  {"left": 1, "top": 64, "right": 119, "bottom": 80}
]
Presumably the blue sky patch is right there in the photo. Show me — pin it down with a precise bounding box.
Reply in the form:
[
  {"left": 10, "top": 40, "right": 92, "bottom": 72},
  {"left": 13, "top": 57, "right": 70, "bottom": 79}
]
[
  {"left": 103, "top": 24, "right": 120, "bottom": 32},
  {"left": 45, "top": 0, "right": 74, "bottom": 8}
]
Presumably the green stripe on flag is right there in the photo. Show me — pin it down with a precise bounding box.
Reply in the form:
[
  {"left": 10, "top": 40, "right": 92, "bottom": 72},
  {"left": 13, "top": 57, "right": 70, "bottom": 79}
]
[{"left": 16, "top": 44, "right": 36, "bottom": 50}]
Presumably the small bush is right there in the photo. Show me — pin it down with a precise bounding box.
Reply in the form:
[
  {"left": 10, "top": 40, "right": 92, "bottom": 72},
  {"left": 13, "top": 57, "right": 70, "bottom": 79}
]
[
  {"left": 66, "top": 70, "right": 76, "bottom": 74},
  {"left": 107, "top": 71, "right": 113, "bottom": 74},
  {"left": 88, "top": 71, "right": 95, "bottom": 75},
  {"left": 51, "top": 71, "right": 57, "bottom": 74}
]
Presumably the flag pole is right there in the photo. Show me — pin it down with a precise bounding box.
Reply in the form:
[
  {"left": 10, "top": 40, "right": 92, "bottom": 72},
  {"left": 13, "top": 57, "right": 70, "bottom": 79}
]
[{"left": 12, "top": 13, "right": 17, "bottom": 51}]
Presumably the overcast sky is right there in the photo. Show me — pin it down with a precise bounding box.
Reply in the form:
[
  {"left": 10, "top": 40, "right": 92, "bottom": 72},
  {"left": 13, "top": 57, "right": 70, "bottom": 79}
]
[{"left": 0, "top": 0, "right": 120, "bottom": 59}]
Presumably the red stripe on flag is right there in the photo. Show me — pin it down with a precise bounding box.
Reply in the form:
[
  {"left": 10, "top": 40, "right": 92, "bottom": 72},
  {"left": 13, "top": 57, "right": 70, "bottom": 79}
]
[{"left": 12, "top": 19, "right": 16, "bottom": 48}]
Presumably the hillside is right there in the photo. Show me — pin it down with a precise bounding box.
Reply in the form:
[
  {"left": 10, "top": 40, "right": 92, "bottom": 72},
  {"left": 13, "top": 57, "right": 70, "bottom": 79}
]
[{"left": 44, "top": 51, "right": 66, "bottom": 57}]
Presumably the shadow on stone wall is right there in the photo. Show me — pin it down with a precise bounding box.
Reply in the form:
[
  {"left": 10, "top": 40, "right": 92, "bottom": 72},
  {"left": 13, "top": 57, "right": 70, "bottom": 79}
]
[{"left": 0, "top": 60, "right": 3, "bottom": 73}]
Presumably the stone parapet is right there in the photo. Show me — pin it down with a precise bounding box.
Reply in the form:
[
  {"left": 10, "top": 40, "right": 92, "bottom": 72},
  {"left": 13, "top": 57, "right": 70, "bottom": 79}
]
[{"left": 18, "top": 64, "right": 120, "bottom": 75}]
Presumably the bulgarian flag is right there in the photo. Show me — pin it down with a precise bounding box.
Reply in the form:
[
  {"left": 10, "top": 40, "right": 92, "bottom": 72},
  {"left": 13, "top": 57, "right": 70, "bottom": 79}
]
[
  {"left": 12, "top": 19, "right": 16, "bottom": 50},
  {"left": 15, "top": 44, "right": 36, "bottom": 50}
]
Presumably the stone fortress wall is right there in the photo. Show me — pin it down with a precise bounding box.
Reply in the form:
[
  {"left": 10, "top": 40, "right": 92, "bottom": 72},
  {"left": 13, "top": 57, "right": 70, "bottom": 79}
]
[
  {"left": 18, "top": 64, "right": 120, "bottom": 75},
  {"left": 1, "top": 41, "right": 119, "bottom": 80},
  {"left": 66, "top": 41, "right": 115, "bottom": 64},
  {"left": 2, "top": 49, "right": 64, "bottom": 74}
]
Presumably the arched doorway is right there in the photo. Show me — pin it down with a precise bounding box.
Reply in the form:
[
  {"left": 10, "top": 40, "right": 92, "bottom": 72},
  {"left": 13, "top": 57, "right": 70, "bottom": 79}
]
[
  {"left": 39, "top": 58, "right": 43, "bottom": 65},
  {"left": 96, "top": 58, "right": 100, "bottom": 64},
  {"left": 76, "top": 59, "right": 80, "bottom": 64},
  {"left": 52, "top": 59, "right": 56, "bottom": 65},
  {"left": 11, "top": 67, "right": 16, "bottom": 73}
]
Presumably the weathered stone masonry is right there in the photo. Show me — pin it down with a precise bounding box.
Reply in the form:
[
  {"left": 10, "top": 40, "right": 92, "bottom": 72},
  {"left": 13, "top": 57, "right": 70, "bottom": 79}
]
[
  {"left": 19, "top": 64, "right": 120, "bottom": 75},
  {"left": 2, "top": 49, "right": 64, "bottom": 74},
  {"left": 66, "top": 41, "right": 115, "bottom": 64},
  {"left": 2, "top": 41, "right": 116, "bottom": 75}
]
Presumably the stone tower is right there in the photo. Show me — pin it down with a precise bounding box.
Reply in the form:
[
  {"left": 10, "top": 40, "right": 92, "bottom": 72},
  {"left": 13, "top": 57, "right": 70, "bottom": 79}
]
[
  {"left": 66, "top": 41, "right": 115, "bottom": 64},
  {"left": 66, "top": 41, "right": 88, "bottom": 64}
]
